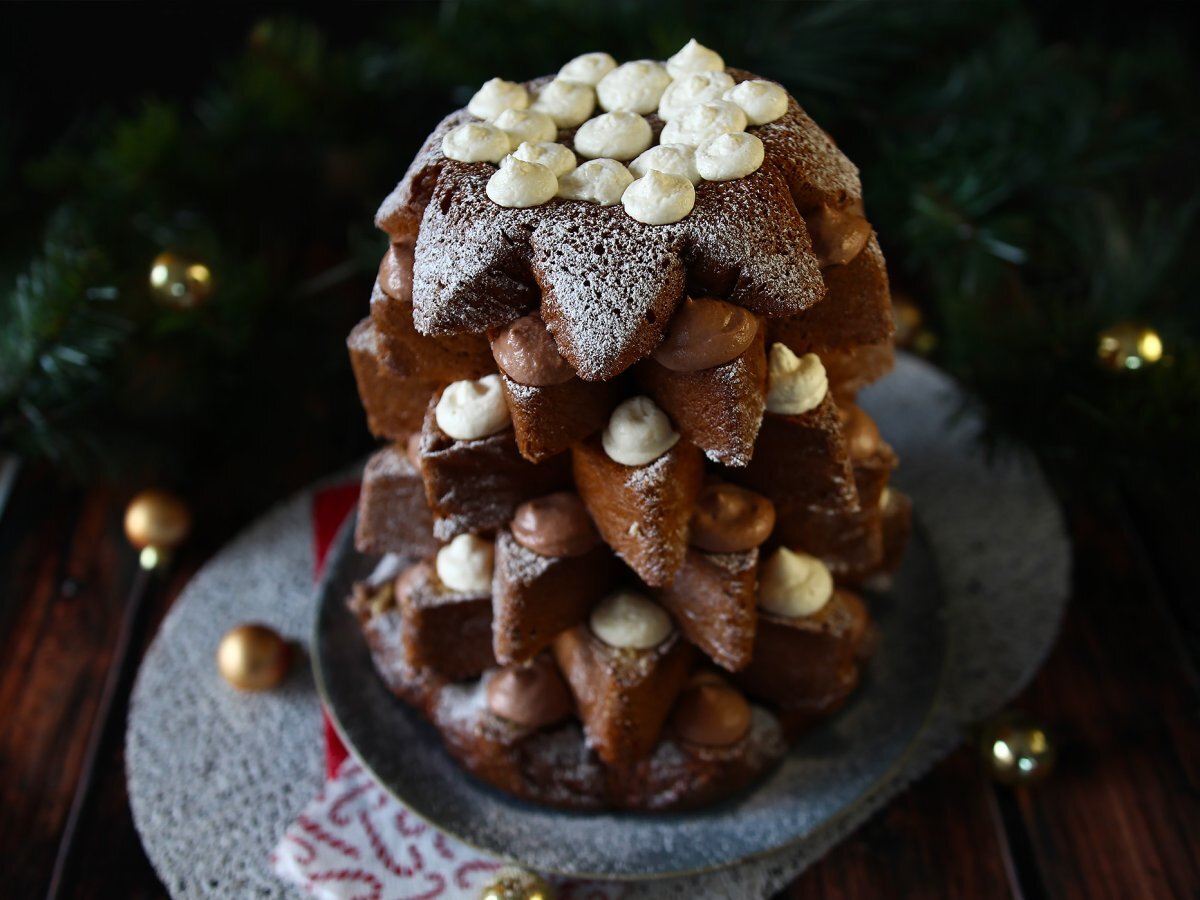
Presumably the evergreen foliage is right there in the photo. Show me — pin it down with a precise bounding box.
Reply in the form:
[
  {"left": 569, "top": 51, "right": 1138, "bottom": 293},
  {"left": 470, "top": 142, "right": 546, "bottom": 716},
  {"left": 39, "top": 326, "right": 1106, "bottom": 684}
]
[{"left": 2, "top": 0, "right": 1196, "bottom": 510}]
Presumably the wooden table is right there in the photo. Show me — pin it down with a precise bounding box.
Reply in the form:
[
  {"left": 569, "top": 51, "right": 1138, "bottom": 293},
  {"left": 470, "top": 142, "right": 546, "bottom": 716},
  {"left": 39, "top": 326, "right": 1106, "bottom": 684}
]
[{"left": 1, "top": 469, "right": 1196, "bottom": 899}]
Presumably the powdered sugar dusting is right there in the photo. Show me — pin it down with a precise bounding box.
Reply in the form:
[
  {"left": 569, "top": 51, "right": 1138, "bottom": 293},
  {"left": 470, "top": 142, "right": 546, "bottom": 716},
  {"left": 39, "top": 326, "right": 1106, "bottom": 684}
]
[
  {"left": 366, "top": 445, "right": 417, "bottom": 480},
  {"left": 531, "top": 202, "right": 688, "bottom": 380},
  {"left": 432, "top": 673, "right": 493, "bottom": 730},
  {"left": 704, "top": 549, "right": 760, "bottom": 576},
  {"left": 495, "top": 529, "right": 557, "bottom": 586},
  {"left": 367, "top": 553, "right": 407, "bottom": 586},
  {"left": 387, "top": 67, "right": 856, "bottom": 382}
]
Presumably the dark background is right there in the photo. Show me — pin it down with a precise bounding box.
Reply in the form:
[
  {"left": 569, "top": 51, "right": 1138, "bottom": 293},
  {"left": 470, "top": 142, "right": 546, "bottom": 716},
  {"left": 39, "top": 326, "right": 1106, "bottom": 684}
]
[
  {"left": 2, "top": 3, "right": 1198, "bottom": 899},
  {"left": 6, "top": 1, "right": 1190, "bottom": 158}
]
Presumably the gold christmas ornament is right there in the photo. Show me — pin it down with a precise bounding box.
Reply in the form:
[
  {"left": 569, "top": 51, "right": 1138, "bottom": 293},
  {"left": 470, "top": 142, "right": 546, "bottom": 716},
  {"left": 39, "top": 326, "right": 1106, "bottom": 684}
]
[
  {"left": 1097, "top": 321, "right": 1164, "bottom": 371},
  {"left": 479, "top": 867, "right": 555, "bottom": 900},
  {"left": 892, "top": 293, "right": 936, "bottom": 354},
  {"left": 980, "top": 711, "right": 1056, "bottom": 786},
  {"left": 124, "top": 489, "right": 192, "bottom": 564},
  {"left": 217, "top": 624, "right": 292, "bottom": 691},
  {"left": 149, "top": 251, "right": 214, "bottom": 309},
  {"left": 891, "top": 294, "right": 923, "bottom": 348}
]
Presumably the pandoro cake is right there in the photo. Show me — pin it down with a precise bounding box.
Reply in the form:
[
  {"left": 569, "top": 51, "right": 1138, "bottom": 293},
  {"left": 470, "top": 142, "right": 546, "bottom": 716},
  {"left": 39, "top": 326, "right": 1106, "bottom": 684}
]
[{"left": 347, "top": 39, "right": 907, "bottom": 811}]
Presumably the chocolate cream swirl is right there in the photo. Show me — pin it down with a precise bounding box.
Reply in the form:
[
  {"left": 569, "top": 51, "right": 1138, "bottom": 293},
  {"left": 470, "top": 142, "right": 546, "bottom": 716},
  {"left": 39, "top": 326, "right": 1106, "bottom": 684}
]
[
  {"left": 689, "top": 482, "right": 776, "bottom": 553},
  {"left": 491, "top": 314, "right": 575, "bottom": 386},
  {"left": 652, "top": 297, "right": 758, "bottom": 372},
  {"left": 511, "top": 492, "right": 600, "bottom": 558}
]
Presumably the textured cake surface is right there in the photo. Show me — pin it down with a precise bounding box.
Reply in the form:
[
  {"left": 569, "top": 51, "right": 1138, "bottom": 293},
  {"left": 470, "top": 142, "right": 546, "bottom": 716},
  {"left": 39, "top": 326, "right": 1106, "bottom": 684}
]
[{"left": 348, "top": 41, "right": 907, "bottom": 811}]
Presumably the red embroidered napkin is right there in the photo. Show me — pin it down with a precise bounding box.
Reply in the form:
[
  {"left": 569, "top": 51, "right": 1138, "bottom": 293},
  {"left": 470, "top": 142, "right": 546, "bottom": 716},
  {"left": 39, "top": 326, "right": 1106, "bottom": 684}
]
[{"left": 269, "top": 484, "right": 624, "bottom": 900}]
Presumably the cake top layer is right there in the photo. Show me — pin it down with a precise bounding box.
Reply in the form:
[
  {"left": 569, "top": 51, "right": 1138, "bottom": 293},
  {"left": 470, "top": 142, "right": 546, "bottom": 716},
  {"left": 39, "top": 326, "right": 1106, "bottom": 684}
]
[{"left": 376, "top": 41, "right": 866, "bottom": 382}]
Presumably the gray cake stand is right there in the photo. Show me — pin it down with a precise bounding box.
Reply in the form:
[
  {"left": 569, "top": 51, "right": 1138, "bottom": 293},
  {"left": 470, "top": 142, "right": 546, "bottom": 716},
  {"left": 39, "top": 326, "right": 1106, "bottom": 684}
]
[{"left": 127, "top": 353, "right": 1069, "bottom": 898}]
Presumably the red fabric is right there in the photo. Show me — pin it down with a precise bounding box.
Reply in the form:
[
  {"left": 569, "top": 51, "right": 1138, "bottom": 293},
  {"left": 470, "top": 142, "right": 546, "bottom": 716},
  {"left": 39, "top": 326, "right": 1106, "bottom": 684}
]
[
  {"left": 313, "top": 482, "right": 360, "bottom": 778},
  {"left": 323, "top": 710, "right": 350, "bottom": 781},
  {"left": 313, "top": 482, "right": 361, "bottom": 578}
]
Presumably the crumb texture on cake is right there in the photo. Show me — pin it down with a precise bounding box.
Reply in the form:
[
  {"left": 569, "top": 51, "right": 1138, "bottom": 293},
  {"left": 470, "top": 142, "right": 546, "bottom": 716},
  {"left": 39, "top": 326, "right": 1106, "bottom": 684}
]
[{"left": 347, "top": 41, "right": 909, "bottom": 812}]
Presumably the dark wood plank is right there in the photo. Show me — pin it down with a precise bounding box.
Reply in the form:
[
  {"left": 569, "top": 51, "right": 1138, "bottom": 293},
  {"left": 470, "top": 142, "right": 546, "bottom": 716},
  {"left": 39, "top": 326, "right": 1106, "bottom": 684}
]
[
  {"left": 789, "top": 746, "right": 1015, "bottom": 899},
  {"left": 0, "top": 479, "right": 135, "bottom": 898},
  {"left": 5, "top": 472, "right": 1196, "bottom": 900},
  {"left": 58, "top": 553, "right": 207, "bottom": 900},
  {"left": 1006, "top": 515, "right": 1200, "bottom": 900}
]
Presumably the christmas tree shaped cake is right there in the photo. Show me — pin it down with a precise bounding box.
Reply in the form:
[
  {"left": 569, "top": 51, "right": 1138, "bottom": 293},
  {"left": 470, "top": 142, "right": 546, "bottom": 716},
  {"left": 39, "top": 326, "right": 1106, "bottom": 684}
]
[{"left": 347, "top": 40, "right": 910, "bottom": 810}]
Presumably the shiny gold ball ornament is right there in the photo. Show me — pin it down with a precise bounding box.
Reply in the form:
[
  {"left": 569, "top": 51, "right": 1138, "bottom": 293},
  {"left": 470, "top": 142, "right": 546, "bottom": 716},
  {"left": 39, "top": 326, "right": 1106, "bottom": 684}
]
[
  {"left": 478, "top": 867, "right": 555, "bottom": 900},
  {"left": 1097, "top": 321, "right": 1164, "bottom": 371},
  {"left": 980, "top": 711, "right": 1056, "bottom": 786},
  {"left": 217, "top": 624, "right": 292, "bottom": 691},
  {"left": 124, "top": 490, "right": 192, "bottom": 569},
  {"left": 891, "top": 293, "right": 936, "bottom": 354},
  {"left": 149, "top": 251, "right": 214, "bottom": 309},
  {"left": 891, "top": 294, "right": 923, "bottom": 348}
]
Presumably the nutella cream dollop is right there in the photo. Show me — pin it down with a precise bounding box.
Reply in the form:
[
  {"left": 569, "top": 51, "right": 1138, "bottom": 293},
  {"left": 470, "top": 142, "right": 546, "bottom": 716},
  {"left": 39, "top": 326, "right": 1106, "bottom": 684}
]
[
  {"left": 621, "top": 169, "right": 696, "bottom": 225},
  {"left": 512, "top": 140, "right": 577, "bottom": 177},
  {"left": 511, "top": 492, "right": 599, "bottom": 558},
  {"left": 405, "top": 431, "right": 423, "bottom": 468},
  {"left": 652, "top": 297, "right": 758, "bottom": 371},
  {"left": 601, "top": 396, "right": 680, "bottom": 466},
  {"left": 486, "top": 659, "right": 573, "bottom": 728},
  {"left": 759, "top": 547, "right": 833, "bottom": 618},
  {"left": 441, "top": 122, "right": 512, "bottom": 163},
  {"left": 556, "top": 158, "right": 634, "bottom": 205},
  {"left": 467, "top": 77, "right": 529, "bottom": 120},
  {"left": 629, "top": 144, "right": 702, "bottom": 185},
  {"left": 589, "top": 590, "right": 673, "bottom": 650},
  {"left": 839, "top": 404, "right": 883, "bottom": 459},
  {"left": 435, "top": 533, "right": 495, "bottom": 594},
  {"left": 377, "top": 243, "right": 413, "bottom": 301},
  {"left": 435, "top": 374, "right": 511, "bottom": 440},
  {"left": 671, "top": 674, "right": 752, "bottom": 747},
  {"left": 765, "top": 343, "right": 828, "bottom": 415},
  {"left": 695, "top": 131, "right": 764, "bottom": 181},
  {"left": 689, "top": 482, "right": 776, "bottom": 553},
  {"left": 803, "top": 202, "right": 872, "bottom": 268},
  {"left": 723, "top": 79, "right": 789, "bottom": 125},
  {"left": 531, "top": 78, "right": 597, "bottom": 128},
  {"left": 596, "top": 60, "right": 672, "bottom": 114},
  {"left": 665, "top": 39, "right": 725, "bottom": 80},
  {"left": 573, "top": 111, "right": 653, "bottom": 161},
  {"left": 558, "top": 51, "right": 617, "bottom": 86},
  {"left": 490, "top": 314, "right": 575, "bottom": 386},
  {"left": 660, "top": 99, "right": 748, "bottom": 148}
]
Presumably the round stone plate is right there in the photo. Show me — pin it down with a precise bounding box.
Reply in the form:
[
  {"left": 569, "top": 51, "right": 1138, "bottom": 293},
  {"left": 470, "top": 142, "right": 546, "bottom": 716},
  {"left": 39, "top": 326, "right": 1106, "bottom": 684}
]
[
  {"left": 315, "top": 495, "right": 945, "bottom": 880},
  {"left": 128, "top": 355, "right": 1068, "bottom": 896}
]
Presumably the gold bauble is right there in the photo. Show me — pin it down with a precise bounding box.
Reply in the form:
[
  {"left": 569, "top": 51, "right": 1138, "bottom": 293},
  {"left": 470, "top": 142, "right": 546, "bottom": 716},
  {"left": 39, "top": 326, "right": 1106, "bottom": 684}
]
[
  {"left": 1097, "top": 321, "right": 1164, "bottom": 371},
  {"left": 217, "top": 624, "right": 292, "bottom": 691},
  {"left": 124, "top": 490, "right": 192, "bottom": 552},
  {"left": 980, "top": 711, "right": 1056, "bottom": 786},
  {"left": 479, "top": 867, "right": 555, "bottom": 900},
  {"left": 149, "top": 251, "right": 213, "bottom": 309},
  {"left": 891, "top": 294, "right": 924, "bottom": 348}
]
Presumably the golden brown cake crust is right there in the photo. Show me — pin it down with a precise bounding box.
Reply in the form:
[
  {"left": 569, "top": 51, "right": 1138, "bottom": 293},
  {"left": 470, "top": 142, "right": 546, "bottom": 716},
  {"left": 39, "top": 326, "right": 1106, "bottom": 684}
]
[
  {"left": 346, "top": 318, "right": 440, "bottom": 440},
  {"left": 355, "top": 444, "right": 438, "bottom": 559},
  {"left": 499, "top": 372, "right": 616, "bottom": 463},
  {"left": 552, "top": 624, "right": 695, "bottom": 766},
  {"left": 373, "top": 69, "right": 867, "bottom": 382},
  {"left": 655, "top": 548, "right": 758, "bottom": 672},
  {"left": 637, "top": 327, "right": 767, "bottom": 467},
  {"left": 350, "top": 51, "right": 908, "bottom": 812},
  {"left": 416, "top": 392, "right": 571, "bottom": 540},
  {"left": 491, "top": 530, "right": 618, "bottom": 665},
  {"left": 572, "top": 437, "right": 704, "bottom": 587}
]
